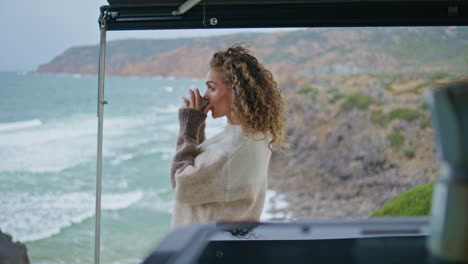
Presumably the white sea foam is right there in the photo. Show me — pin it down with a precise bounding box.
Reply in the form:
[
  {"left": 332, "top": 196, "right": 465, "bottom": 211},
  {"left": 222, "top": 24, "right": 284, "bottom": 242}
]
[
  {"left": 112, "top": 258, "right": 143, "bottom": 264},
  {"left": 164, "top": 86, "right": 174, "bottom": 92},
  {"left": 146, "top": 146, "right": 175, "bottom": 161},
  {"left": 137, "top": 189, "right": 173, "bottom": 214},
  {"left": 0, "top": 119, "right": 42, "bottom": 132},
  {"left": 0, "top": 190, "right": 144, "bottom": 242},
  {"left": 162, "top": 124, "right": 180, "bottom": 134},
  {"left": 161, "top": 154, "right": 171, "bottom": 160},
  {"left": 0, "top": 110, "right": 172, "bottom": 173},
  {"left": 111, "top": 153, "right": 136, "bottom": 165},
  {"left": 261, "top": 190, "right": 292, "bottom": 221},
  {"left": 0, "top": 116, "right": 97, "bottom": 172},
  {"left": 102, "top": 191, "right": 144, "bottom": 210},
  {"left": 111, "top": 146, "right": 175, "bottom": 166},
  {"left": 156, "top": 104, "right": 179, "bottom": 113},
  {"left": 147, "top": 147, "right": 174, "bottom": 155}
]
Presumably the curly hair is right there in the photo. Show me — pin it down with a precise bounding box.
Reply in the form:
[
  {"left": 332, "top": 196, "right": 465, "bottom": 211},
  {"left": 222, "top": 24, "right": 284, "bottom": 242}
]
[{"left": 210, "top": 44, "right": 286, "bottom": 151}]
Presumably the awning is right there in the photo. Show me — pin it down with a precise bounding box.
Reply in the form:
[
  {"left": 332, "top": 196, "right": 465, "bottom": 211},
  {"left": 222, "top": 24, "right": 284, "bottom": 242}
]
[{"left": 99, "top": 0, "right": 468, "bottom": 30}]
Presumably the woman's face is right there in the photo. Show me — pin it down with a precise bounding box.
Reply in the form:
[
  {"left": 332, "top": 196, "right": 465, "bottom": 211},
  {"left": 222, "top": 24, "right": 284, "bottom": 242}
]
[{"left": 203, "top": 68, "right": 233, "bottom": 120}]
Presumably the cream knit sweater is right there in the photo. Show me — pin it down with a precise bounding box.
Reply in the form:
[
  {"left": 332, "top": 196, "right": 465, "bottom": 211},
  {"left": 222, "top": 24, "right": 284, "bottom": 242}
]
[{"left": 170, "top": 108, "right": 271, "bottom": 230}]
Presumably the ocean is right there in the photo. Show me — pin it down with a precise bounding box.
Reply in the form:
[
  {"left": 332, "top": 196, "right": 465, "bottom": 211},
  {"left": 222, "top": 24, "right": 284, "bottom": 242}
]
[{"left": 0, "top": 71, "right": 287, "bottom": 264}]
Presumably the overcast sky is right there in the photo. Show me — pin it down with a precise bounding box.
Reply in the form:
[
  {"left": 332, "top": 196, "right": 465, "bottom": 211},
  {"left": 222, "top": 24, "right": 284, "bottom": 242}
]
[{"left": 0, "top": 0, "right": 299, "bottom": 72}]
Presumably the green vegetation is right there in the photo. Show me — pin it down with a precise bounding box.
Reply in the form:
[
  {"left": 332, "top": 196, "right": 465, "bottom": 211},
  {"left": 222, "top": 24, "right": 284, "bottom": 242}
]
[
  {"left": 327, "top": 88, "right": 345, "bottom": 104},
  {"left": 370, "top": 110, "right": 389, "bottom": 127},
  {"left": 327, "top": 88, "right": 340, "bottom": 94},
  {"left": 420, "top": 102, "right": 429, "bottom": 110},
  {"left": 403, "top": 149, "right": 416, "bottom": 159},
  {"left": 387, "top": 108, "right": 421, "bottom": 122},
  {"left": 342, "top": 93, "right": 374, "bottom": 110},
  {"left": 395, "top": 82, "right": 430, "bottom": 95},
  {"left": 372, "top": 182, "right": 434, "bottom": 216},
  {"left": 370, "top": 73, "right": 400, "bottom": 92},
  {"left": 371, "top": 108, "right": 427, "bottom": 127},
  {"left": 430, "top": 72, "right": 449, "bottom": 82},
  {"left": 330, "top": 93, "right": 345, "bottom": 104},
  {"left": 370, "top": 73, "right": 402, "bottom": 81},
  {"left": 384, "top": 82, "right": 393, "bottom": 91},
  {"left": 387, "top": 132, "right": 406, "bottom": 149},
  {"left": 298, "top": 85, "right": 320, "bottom": 100},
  {"left": 298, "top": 85, "right": 318, "bottom": 94},
  {"left": 420, "top": 117, "right": 431, "bottom": 129}
]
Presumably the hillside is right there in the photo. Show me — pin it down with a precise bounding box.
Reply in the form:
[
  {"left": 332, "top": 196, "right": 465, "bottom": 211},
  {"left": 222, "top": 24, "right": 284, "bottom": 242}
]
[
  {"left": 267, "top": 73, "right": 465, "bottom": 219},
  {"left": 36, "top": 27, "right": 468, "bottom": 80},
  {"left": 36, "top": 27, "right": 467, "bottom": 219}
]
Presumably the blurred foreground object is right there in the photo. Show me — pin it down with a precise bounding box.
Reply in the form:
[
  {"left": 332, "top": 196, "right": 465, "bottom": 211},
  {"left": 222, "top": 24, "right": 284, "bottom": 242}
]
[
  {"left": 142, "top": 219, "right": 431, "bottom": 264},
  {"left": 428, "top": 80, "right": 468, "bottom": 263},
  {"left": 0, "top": 230, "right": 30, "bottom": 264}
]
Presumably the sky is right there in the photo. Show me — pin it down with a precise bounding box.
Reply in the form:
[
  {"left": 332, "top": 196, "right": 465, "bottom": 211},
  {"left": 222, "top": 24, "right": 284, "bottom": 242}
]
[{"left": 0, "top": 0, "right": 298, "bottom": 72}]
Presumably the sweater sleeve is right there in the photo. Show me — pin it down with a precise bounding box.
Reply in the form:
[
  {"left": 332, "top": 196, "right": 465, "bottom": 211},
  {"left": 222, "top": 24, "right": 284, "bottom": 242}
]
[
  {"left": 170, "top": 108, "right": 207, "bottom": 189},
  {"left": 170, "top": 108, "right": 232, "bottom": 205}
]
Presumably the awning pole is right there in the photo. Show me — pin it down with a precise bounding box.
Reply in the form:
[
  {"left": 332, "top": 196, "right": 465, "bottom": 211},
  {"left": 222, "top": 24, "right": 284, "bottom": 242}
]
[{"left": 95, "top": 12, "right": 108, "bottom": 264}]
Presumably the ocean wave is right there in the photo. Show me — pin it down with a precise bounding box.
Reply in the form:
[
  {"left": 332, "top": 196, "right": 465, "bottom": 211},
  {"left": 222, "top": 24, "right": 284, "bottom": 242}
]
[
  {"left": 0, "top": 119, "right": 42, "bottom": 132},
  {"left": 136, "top": 189, "right": 173, "bottom": 214},
  {"left": 0, "top": 190, "right": 144, "bottom": 242},
  {"left": 102, "top": 191, "right": 144, "bottom": 210},
  {"left": 0, "top": 116, "right": 97, "bottom": 172},
  {"left": 0, "top": 111, "right": 174, "bottom": 173},
  {"left": 111, "top": 153, "right": 136, "bottom": 165},
  {"left": 111, "top": 147, "right": 175, "bottom": 165},
  {"left": 156, "top": 104, "right": 179, "bottom": 114}
]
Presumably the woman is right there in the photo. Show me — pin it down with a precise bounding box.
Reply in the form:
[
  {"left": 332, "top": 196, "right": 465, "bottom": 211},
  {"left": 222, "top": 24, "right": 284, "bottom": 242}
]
[{"left": 170, "top": 44, "right": 286, "bottom": 230}]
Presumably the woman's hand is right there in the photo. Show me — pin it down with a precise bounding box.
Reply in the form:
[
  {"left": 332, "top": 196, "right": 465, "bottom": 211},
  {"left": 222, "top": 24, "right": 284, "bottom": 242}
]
[{"left": 182, "top": 88, "right": 212, "bottom": 114}]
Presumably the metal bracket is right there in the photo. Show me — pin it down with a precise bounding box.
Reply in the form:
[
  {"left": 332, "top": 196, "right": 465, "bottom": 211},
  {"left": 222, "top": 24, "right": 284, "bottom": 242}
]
[
  {"left": 172, "top": 0, "right": 202, "bottom": 15},
  {"left": 100, "top": 11, "right": 119, "bottom": 29}
]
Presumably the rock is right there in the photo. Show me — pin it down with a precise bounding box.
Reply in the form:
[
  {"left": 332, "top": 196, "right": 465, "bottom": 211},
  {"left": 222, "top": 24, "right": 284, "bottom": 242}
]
[{"left": 0, "top": 230, "right": 30, "bottom": 264}]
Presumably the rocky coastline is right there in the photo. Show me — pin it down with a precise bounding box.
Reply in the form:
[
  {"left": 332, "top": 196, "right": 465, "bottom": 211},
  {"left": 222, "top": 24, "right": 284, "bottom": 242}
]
[{"left": 266, "top": 73, "right": 454, "bottom": 220}]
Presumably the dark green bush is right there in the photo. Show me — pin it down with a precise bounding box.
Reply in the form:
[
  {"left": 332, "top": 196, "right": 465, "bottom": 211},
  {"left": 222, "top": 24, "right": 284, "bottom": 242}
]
[
  {"left": 342, "top": 93, "right": 373, "bottom": 110},
  {"left": 387, "top": 132, "right": 405, "bottom": 148},
  {"left": 403, "top": 149, "right": 416, "bottom": 159},
  {"left": 327, "top": 88, "right": 339, "bottom": 94},
  {"left": 384, "top": 82, "right": 393, "bottom": 91},
  {"left": 330, "top": 93, "right": 345, "bottom": 104},
  {"left": 372, "top": 182, "right": 434, "bottom": 216},
  {"left": 297, "top": 86, "right": 319, "bottom": 100},
  {"left": 420, "top": 117, "right": 431, "bottom": 129},
  {"left": 298, "top": 85, "right": 319, "bottom": 94},
  {"left": 370, "top": 110, "right": 389, "bottom": 127}
]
